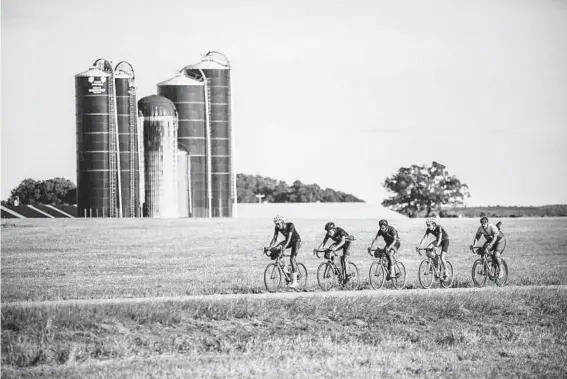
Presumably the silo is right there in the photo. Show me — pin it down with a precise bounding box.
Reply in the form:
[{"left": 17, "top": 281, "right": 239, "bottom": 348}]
[
  {"left": 183, "top": 51, "right": 235, "bottom": 218},
  {"left": 75, "top": 67, "right": 112, "bottom": 217},
  {"left": 138, "top": 95, "right": 179, "bottom": 218},
  {"left": 177, "top": 146, "right": 190, "bottom": 218},
  {"left": 114, "top": 62, "right": 141, "bottom": 217},
  {"left": 157, "top": 75, "right": 207, "bottom": 217}
]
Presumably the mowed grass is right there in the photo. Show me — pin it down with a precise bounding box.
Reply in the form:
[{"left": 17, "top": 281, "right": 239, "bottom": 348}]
[
  {"left": 1, "top": 217, "right": 566, "bottom": 302},
  {"left": 2, "top": 287, "right": 566, "bottom": 378}
]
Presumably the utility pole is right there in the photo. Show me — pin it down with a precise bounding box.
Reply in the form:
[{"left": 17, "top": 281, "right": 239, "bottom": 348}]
[{"left": 255, "top": 194, "right": 265, "bottom": 203}]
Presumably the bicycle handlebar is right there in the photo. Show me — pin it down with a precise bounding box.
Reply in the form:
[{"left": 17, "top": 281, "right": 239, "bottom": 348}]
[
  {"left": 312, "top": 248, "right": 337, "bottom": 259},
  {"left": 415, "top": 246, "right": 435, "bottom": 255}
]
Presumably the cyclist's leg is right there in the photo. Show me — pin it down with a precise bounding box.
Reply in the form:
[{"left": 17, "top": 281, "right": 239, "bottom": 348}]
[
  {"left": 342, "top": 242, "right": 352, "bottom": 282},
  {"left": 493, "top": 238, "right": 506, "bottom": 278},
  {"left": 290, "top": 240, "right": 300, "bottom": 273},
  {"left": 386, "top": 245, "right": 397, "bottom": 278},
  {"left": 440, "top": 240, "right": 449, "bottom": 277}
]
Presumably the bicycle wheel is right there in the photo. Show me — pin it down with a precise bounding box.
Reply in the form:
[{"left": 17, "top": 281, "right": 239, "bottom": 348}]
[
  {"left": 418, "top": 259, "right": 434, "bottom": 289},
  {"left": 440, "top": 261, "right": 454, "bottom": 288},
  {"left": 368, "top": 261, "right": 385, "bottom": 290},
  {"left": 392, "top": 261, "right": 406, "bottom": 289},
  {"left": 495, "top": 259, "right": 509, "bottom": 287},
  {"left": 264, "top": 263, "right": 282, "bottom": 293},
  {"left": 317, "top": 262, "right": 335, "bottom": 291},
  {"left": 471, "top": 259, "right": 488, "bottom": 287},
  {"left": 343, "top": 262, "right": 360, "bottom": 290},
  {"left": 296, "top": 263, "right": 309, "bottom": 290}
]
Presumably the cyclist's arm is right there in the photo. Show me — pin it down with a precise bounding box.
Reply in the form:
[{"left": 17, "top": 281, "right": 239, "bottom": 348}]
[
  {"left": 418, "top": 231, "right": 428, "bottom": 248},
  {"left": 435, "top": 232, "right": 442, "bottom": 247},
  {"left": 282, "top": 230, "right": 293, "bottom": 251},
  {"left": 485, "top": 225, "right": 499, "bottom": 250},
  {"left": 317, "top": 235, "right": 329, "bottom": 250},
  {"left": 268, "top": 230, "right": 278, "bottom": 248},
  {"left": 472, "top": 227, "right": 482, "bottom": 246},
  {"left": 386, "top": 229, "right": 400, "bottom": 251},
  {"left": 369, "top": 236, "right": 378, "bottom": 250}
]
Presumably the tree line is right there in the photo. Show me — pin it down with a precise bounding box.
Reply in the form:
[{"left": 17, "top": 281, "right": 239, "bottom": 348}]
[{"left": 236, "top": 174, "right": 364, "bottom": 203}]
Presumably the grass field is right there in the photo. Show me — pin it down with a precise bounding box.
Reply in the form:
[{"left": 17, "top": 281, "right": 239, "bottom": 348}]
[{"left": 2, "top": 217, "right": 567, "bottom": 377}]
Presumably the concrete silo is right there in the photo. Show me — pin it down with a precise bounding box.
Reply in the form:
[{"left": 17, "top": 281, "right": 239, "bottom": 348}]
[
  {"left": 138, "top": 95, "right": 179, "bottom": 218},
  {"left": 157, "top": 75, "right": 208, "bottom": 217},
  {"left": 75, "top": 67, "right": 113, "bottom": 218},
  {"left": 182, "top": 51, "right": 236, "bottom": 218}
]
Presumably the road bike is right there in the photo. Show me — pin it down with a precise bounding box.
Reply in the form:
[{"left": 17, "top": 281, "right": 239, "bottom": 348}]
[
  {"left": 263, "top": 246, "right": 308, "bottom": 293},
  {"left": 313, "top": 248, "right": 360, "bottom": 291},
  {"left": 367, "top": 248, "right": 406, "bottom": 289},
  {"left": 470, "top": 246, "right": 508, "bottom": 287},
  {"left": 416, "top": 247, "right": 454, "bottom": 289}
]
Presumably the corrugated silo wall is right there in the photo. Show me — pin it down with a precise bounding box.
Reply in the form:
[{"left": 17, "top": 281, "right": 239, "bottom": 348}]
[
  {"left": 75, "top": 71, "right": 111, "bottom": 217},
  {"left": 158, "top": 82, "right": 207, "bottom": 217},
  {"left": 115, "top": 76, "right": 140, "bottom": 217},
  {"left": 203, "top": 68, "right": 232, "bottom": 217}
]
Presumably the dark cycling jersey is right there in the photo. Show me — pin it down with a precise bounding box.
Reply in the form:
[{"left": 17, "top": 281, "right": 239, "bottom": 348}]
[
  {"left": 275, "top": 222, "right": 301, "bottom": 244},
  {"left": 426, "top": 225, "right": 449, "bottom": 241},
  {"left": 377, "top": 226, "right": 399, "bottom": 245},
  {"left": 324, "top": 227, "right": 351, "bottom": 244}
]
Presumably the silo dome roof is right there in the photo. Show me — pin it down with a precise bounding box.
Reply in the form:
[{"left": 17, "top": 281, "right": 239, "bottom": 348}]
[
  {"left": 138, "top": 95, "right": 177, "bottom": 116},
  {"left": 75, "top": 67, "right": 110, "bottom": 77},
  {"left": 157, "top": 74, "right": 204, "bottom": 86}
]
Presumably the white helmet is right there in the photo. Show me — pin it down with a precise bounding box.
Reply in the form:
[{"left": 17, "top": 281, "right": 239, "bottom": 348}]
[
  {"left": 273, "top": 215, "right": 285, "bottom": 224},
  {"left": 426, "top": 218, "right": 436, "bottom": 226}
]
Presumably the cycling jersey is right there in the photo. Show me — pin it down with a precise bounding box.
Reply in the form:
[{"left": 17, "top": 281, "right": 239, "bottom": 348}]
[
  {"left": 426, "top": 225, "right": 449, "bottom": 241},
  {"left": 377, "top": 226, "right": 399, "bottom": 246},
  {"left": 275, "top": 222, "right": 301, "bottom": 244},
  {"left": 325, "top": 227, "right": 351, "bottom": 244},
  {"left": 476, "top": 224, "right": 504, "bottom": 242}
]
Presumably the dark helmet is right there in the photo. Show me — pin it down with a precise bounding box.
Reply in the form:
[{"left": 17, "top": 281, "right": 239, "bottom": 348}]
[
  {"left": 324, "top": 222, "right": 335, "bottom": 231},
  {"left": 480, "top": 216, "right": 489, "bottom": 223},
  {"left": 378, "top": 219, "right": 388, "bottom": 227}
]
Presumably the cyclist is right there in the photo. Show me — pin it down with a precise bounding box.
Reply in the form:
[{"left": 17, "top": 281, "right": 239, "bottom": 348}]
[
  {"left": 368, "top": 219, "right": 400, "bottom": 280},
  {"left": 266, "top": 215, "right": 302, "bottom": 288},
  {"left": 316, "top": 222, "right": 354, "bottom": 284},
  {"left": 417, "top": 218, "right": 450, "bottom": 280},
  {"left": 471, "top": 216, "right": 506, "bottom": 279}
]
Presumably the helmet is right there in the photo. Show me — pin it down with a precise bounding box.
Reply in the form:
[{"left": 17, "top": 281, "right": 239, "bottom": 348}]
[
  {"left": 273, "top": 215, "right": 285, "bottom": 225},
  {"left": 480, "top": 216, "right": 488, "bottom": 223},
  {"left": 378, "top": 219, "right": 388, "bottom": 227},
  {"left": 426, "top": 218, "right": 436, "bottom": 225},
  {"left": 324, "top": 222, "right": 335, "bottom": 231}
]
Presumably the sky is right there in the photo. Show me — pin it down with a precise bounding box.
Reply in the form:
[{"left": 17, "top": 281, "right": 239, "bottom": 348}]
[{"left": 1, "top": 0, "right": 566, "bottom": 206}]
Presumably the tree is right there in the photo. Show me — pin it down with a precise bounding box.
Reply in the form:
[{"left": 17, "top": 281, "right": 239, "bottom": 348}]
[
  {"left": 381, "top": 161, "right": 470, "bottom": 217},
  {"left": 7, "top": 178, "right": 77, "bottom": 205}
]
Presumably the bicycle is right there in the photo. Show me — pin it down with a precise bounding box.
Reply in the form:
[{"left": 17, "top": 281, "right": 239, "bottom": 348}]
[
  {"left": 313, "top": 248, "right": 360, "bottom": 291},
  {"left": 263, "top": 246, "right": 308, "bottom": 293},
  {"left": 367, "top": 248, "right": 407, "bottom": 289},
  {"left": 470, "top": 246, "right": 508, "bottom": 287},
  {"left": 416, "top": 247, "right": 454, "bottom": 289}
]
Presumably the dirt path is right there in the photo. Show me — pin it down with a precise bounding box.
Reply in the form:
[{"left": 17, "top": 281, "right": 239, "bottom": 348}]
[{"left": 4, "top": 285, "right": 566, "bottom": 308}]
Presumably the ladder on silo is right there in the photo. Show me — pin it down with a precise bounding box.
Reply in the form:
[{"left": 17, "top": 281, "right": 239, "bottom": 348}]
[
  {"left": 129, "top": 80, "right": 137, "bottom": 217},
  {"left": 108, "top": 75, "right": 118, "bottom": 217}
]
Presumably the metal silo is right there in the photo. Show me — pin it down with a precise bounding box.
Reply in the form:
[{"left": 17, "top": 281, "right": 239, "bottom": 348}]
[
  {"left": 177, "top": 146, "right": 190, "bottom": 218},
  {"left": 182, "top": 51, "right": 236, "bottom": 218},
  {"left": 157, "top": 75, "right": 208, "bottom": 217},
  {"left": 138, "top": 95, "right": 179, "bottom": 218},
  {"left": 75, "top": 67, "right": 112, "bottom": 218},
  {"left": 114, "top": 62, "right": 141, "bottom": 217}
]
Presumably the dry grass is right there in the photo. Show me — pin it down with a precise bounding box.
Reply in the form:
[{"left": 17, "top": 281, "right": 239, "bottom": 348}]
[
  {"left": 1, "top": 218, "right": 566, "bottom": 302},
  {"left": 2, "top": 287, "right": 566, "bottom": 378}
]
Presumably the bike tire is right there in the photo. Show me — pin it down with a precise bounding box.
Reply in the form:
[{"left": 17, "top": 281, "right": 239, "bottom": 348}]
[
  {"left": 471, "top": 259, "right": 488, "bottom": 287},
  {"left": 344, "top": 262, "right": 360, "bottom": 291},
  {"left": 296, "top": 263, "right": 309, "bottom": 290},
  {"left": 392, "top": 261, "right": 406, "bottom": 289},
  {"left": 418, "top": 259, "right": 434, "bottom": 289},
  {"left": 263, "top": 263, "right": 282, "bottom": 293},
  {"left": 440, "top": 261, "right": 454, "bottom": 288},
  {"left": 368, "top": 261, "right": 385, "bottom": 290},
  {"left": 317, "top": 262, "right": 335, "bottom": 291},
  {"left": 495, "top": 259, "right": 509, "bottom": 287}
]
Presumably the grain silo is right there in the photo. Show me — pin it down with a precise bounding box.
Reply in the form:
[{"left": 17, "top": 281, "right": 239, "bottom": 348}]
[
  {"left": 182, "top": 51, "right": 236, "bottom": 218},
  {"left": 114, "top": 61, "right": 141, "bottom": 217},
  {"left": 75, "top": 67, "right": 113, "bottom": 218},
  {"left": 138, "top": 95, "right": 179, "bottom": 218},
  {"left": 157, "top": 75, "right": 208, "bottom": 217}
]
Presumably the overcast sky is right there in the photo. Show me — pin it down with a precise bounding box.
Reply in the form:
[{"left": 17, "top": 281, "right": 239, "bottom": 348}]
[{"left": 1, "top": 0, "right": 566, "bottom": 205}]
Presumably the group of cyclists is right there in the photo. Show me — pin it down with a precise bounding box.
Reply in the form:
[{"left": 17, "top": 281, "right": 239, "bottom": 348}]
[{"left": 266, "top": 215, "right": 506, "bottom": 288}]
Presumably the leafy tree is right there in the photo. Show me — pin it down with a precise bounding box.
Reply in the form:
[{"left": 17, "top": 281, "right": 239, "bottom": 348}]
[
  {"left": 7, "top": 178, "right": 77, "bottom": 205},
  {"left": 381, "top": 161, "right": 470, "bottom": 217}
]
